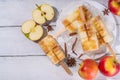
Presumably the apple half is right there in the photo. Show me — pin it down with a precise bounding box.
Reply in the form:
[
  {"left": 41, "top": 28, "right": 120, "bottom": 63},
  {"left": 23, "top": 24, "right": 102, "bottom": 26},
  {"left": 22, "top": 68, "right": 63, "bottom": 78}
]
[
  {"left": 22, "top": 20, "right": 43, "bottom": 41},
  {"left": 32, "top": 4, "right": 54, "bottom": 24}
]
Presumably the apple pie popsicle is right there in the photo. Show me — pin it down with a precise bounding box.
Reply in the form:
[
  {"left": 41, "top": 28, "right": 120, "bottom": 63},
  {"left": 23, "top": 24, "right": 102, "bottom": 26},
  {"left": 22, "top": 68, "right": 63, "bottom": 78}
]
[
  {"left": 55, "top": 6, "right": 92, "bottom": 37},
  {"left": 91, "top": 16, "right": 115, "bottom": 57},
  {"left": 78, "top": 23, "right": 99, "bottom": 52},
  {"left": 62, "top": 7, "right": 81, "bottom": 27},
  {"left": 62, "top": 5, "right": 92, "bottom": 33},
  {"left": 80, "top": 7, "right": 99, "bottom": 52},
  {"left": 54, "top": 6, "right": 86, "bottom": 38},
  {"left": 91, "top": 16, "right": 113, "bottom": 43},
  {"left": 39, "top": 35, "right": 72, "bottom": 75}
]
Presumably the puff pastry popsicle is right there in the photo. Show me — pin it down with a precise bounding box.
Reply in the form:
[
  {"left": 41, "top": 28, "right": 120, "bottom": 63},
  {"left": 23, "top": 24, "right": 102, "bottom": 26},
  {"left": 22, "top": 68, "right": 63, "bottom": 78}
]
[
  {"left": 78, "top": 23, "right": 99, "bottom": 52},
  {"left": 39, "top": 35, "right": 72, "bottom": 75},
  {"left": 91, "top": 16, "right": 113, "bottom": 43},
  {"left": 91, "top": 16, "right": 115, "bottom": 57},
  {"left": 62, "top": 5, "right": 92, "bottom": 33}
]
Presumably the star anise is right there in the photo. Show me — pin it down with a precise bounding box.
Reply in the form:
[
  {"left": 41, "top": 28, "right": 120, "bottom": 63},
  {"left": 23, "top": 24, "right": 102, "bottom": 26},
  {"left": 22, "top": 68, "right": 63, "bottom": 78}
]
[
  {"left": 64, "top": 41, "right": 76, "bottom": 67},
  {"left": 47, "top": 25, "right": 53, "bottom": 32},
  {"left": 44, "top": 24, "right": 54, "bottom": 32},
  {"left": 103, "top": 8, "right": 109, "bottom": 15},
  {"left": 65, "top": 57, "right": 76, "bottom": 67}
]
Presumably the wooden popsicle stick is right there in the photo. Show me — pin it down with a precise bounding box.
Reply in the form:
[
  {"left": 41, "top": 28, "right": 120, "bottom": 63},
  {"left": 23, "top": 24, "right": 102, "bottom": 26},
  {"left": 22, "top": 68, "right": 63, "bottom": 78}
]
[
  {"left": 79, "top": 6, "right": 86, "bottom": 22},
  {"left": 54, "top": 27, "right": 66, "bottom": 39},
  {"left": 97, "top": 32, "right": 116, "bottom": 58},
  {"left": 105, "top": 43, "right": 116, "bottom": 58},
  {"left": 91, "top": 16, "right": 117, "bottom": 58},
  {"left": 51, "top": 50, "right": 72, "bottom": 75},
  {"left": 59, "top": 61, "right": 73, "bottom": 75}
]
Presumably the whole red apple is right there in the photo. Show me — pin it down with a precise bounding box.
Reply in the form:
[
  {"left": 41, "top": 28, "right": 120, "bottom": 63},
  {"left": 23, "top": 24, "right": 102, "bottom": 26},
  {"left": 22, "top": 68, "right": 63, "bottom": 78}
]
[
  {"left": 108, "top": 0, "right": 120, "bottom": 15},
  {"left": 99, "top": 56, "right": 120, "bottom": 77},
  {"left": 78, "top": 59, "right": 98, "bottom": 80}
]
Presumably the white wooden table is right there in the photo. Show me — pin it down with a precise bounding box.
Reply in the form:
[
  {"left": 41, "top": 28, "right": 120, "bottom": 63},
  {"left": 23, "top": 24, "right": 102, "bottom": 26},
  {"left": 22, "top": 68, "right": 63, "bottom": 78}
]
[{"left": 0, "top": 0, "right": 120, "bottom": 80}]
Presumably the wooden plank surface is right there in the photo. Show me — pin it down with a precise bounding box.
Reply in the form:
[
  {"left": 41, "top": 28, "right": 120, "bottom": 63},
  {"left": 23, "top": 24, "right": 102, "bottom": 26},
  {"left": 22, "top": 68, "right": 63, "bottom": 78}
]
[
  {"left": 0, "top": 25, "right": 120, "bottom": 55},
  {"left": 0, "top": 56, "right": 120, "bottom": 80},
  {"left": 0, "top": 56, "right": 71, "bottom": 80},
  {"left": 0, "top": 0, "right": 119, "bottom": 26},
  {"left": 0, "top": 27, "right": 45, "bottom": 55},
  {"left": 0, "top": 0, "right": 76, "bottom": 26},
  {"left": 0, "top": 25, "right": 60, "bottom": 55}
]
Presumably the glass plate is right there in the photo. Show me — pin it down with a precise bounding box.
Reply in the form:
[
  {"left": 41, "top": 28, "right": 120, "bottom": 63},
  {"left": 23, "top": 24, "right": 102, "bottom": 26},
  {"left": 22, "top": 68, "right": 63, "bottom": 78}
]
[{"left": 54, "top": 0, "right": 117, "bottom": 60}]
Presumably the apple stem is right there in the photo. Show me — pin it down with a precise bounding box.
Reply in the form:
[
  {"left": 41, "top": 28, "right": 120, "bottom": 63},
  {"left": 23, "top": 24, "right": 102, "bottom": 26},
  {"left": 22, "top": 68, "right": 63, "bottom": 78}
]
[
  {"left": 118, "top": 0, "right": 120, "bottom": 4},
  {"left": 35, "top": 4, "right": 45, "bottom": 17},
  {"left": 79, "top": 64, "right": 81, "bottom": 66},
  {"left": 118, "top": 2, "right": 120, "bottom": 5},
  {"left": 35, "top": 4, "right": 41, "bottom": 10},
  {"left": 114, "top": 61, "right": 117, "bottom": 64}
]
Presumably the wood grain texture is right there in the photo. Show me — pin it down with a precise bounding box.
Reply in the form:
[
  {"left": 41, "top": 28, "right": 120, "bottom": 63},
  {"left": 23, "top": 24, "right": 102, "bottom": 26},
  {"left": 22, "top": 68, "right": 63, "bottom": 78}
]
[
  {"left": 0, "top": 0, "right": 76, "bottom": 26},
  {"left": 114, "top": 15, "right": 120, "bottom": 25},
  {"left": 0, "top": 56, "right": 120, "bottom": 80},
  {"left": 0, "top": 56, "right": 71, "bottom": 80},
  {"left": 0, "top": 0, "right": 119, "bottom": 26},
  {"left": 0, "top": 25, "right": 120, "bottom": 55},
  {"left": 0, "top": 27, "right": 45, "bottom": 55}
]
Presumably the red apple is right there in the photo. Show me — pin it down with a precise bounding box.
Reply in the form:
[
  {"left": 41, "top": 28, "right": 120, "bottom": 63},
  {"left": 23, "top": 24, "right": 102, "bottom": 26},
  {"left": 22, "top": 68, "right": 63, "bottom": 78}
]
[
  {"left": 108, "top": 0, "right": 120, "bottom": 15},
  {"left": 78, "top": 59, "right": 98, "bottom": 80},
  {"left": 99, "top": 56, "right": 120, "bottom": 77}
]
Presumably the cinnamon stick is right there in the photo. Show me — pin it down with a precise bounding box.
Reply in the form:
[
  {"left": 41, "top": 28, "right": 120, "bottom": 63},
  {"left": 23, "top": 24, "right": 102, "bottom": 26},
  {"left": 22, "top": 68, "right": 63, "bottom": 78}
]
[
  {"left": 72, "top": 38, "right": 78, "bottom": 55},
  {"left": 69, "top": 32, "right": 77, "bottom": 36},
  {"left": 72, "top": 50, "right": 77, "bottom": 56},
  {"left": 64, "top": 43, "right": 68, "bottom": 57},
  {"left": 78, "top": 54, "right": 83, "bottom": 59},
  {"left": 72, "top": 38, "right": 78, "bottom": 50}
]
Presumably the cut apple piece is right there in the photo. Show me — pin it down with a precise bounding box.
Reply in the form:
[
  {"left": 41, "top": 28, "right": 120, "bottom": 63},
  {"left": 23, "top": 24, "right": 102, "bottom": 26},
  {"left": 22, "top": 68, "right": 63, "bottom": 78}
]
[
  {"left": 22, "top": 20, "right": 43, "bottom": 41},
  {"left": 32, "top": 4, "right": 54, "bottom": 24},
  {"left": 41, "top": 4, "right": 54, "bottom": 20},
  {"left": 29, "top": 25, "right": 43, "bottom": 41},
  {"left": 22, "top": 20, "right": 36, "bottom": 34},
  {"left": 32, "top": 9, "right": 46, "bottom": 24}
]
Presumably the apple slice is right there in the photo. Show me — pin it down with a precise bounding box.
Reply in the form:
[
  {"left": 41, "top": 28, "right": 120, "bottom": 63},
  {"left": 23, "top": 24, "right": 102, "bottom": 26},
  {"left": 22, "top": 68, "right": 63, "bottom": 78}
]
[
  {"left": 29, "top": 25, "right": 43, "bottom": 41},
  {"left": 32, "top": 9, "right": 46, "bottom": 24},
  {"left": 41, "top": 4, "right": 54, "bottom": 20},
  {"left": 21, "top": 20, "right": 43, "bottom": 41},
  {"left": 22, "top": 20, "right": 36, "bottom": 34},
  {"left": 32, "top": 4, "right": 54, "bottom": 24}
]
